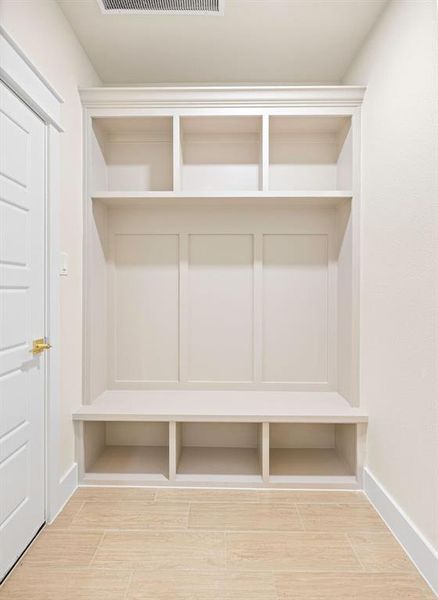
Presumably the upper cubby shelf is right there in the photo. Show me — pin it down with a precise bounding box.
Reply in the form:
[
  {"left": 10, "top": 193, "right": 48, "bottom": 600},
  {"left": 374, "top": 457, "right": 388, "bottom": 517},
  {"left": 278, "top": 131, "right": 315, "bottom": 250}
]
[
  {"left": 180, "top": 116, "right": 262, "bottom": 192},
  {"left": 269, "top": 116, "right": 352, "bottom": 191},
  {"left": 88, "top": 112, "right": 354, "bottom": 197},
  {"left": 90, "top": 116, "right": 173, "bottom": 193}
]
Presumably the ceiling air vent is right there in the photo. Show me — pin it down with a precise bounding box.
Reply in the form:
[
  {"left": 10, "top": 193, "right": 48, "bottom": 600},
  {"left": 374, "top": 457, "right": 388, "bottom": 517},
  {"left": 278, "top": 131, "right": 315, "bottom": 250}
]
[{"left": 98, "top": 0, "right": 224, "bottom": 14}]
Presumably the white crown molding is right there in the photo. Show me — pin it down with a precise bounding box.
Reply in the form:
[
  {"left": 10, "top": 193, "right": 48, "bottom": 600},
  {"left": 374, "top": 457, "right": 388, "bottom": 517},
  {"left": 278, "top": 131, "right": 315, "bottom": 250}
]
[
  {"left": 79, "top": 85, "right": 366, "bottom": 110},
  {"left": 0, "top": 26, "right": 63, "bottom": 130}
]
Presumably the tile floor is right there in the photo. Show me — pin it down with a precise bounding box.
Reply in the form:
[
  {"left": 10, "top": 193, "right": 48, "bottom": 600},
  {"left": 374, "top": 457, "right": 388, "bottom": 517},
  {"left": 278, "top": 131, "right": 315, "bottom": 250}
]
[{"left": 0, "top": 488, "right": 435, "bottom": 599}]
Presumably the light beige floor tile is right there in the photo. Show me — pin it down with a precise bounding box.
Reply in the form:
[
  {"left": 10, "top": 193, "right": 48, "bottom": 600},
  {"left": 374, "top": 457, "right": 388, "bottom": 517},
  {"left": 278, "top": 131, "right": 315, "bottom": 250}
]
[
  {"left": 348, "top": 532, "right": 418, "bottom": 572},
  {"left": 21, "top": 530, "right": 103, "bottom": 567},
  {"left": 297, "top": 503, "right": 388, "bottom": 532},
  {"left": 274, "top": 572, "right": 436, "bottom": 599},
  {"left": 1, "top": 488, "right": 432, "bottom": 599},
  {"left": 0, "top": 566, "right": 131, "bottom": 600},
  {"left": 155, "top": 489, "right": 270, "bottom": 504},
  {"left": 155, "top": 488, "right": 366, "bottom": 504},
  {"left": 189, "top": 502, "right": 302, "bottom": 531},
  {"left": 47, "top": 500, "right": 85, "bottom": 530},
  {"left": 72, "top": 487, "right": 156, "bottom": 502},
  {"left": 70, "top": 501, "right": 189, "bottom": 530},
  {"left": 127, "top": 570, "right": 277, "bottom": 600},
  {"left": 227, "top": 531, "right": 362, "bottom": 572},
  {"left": 283, "top": 491, "right": 367, "bottom": 504},
  {"left": 92, "top": 530, "right": 226, "bottom": 570}
]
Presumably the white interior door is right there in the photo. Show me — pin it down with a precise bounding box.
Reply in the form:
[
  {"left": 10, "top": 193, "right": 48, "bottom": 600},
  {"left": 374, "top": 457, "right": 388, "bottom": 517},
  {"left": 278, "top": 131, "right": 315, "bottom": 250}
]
[{"left": 0, "top": 81, "right": 46, "bottom": 580}]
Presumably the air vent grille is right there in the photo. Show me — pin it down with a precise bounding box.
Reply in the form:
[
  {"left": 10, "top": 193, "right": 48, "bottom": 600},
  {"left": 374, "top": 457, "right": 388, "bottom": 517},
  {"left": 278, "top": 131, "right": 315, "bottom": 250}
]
[{"left": 99, "top": 0, "right": 222, "bottom": 13}]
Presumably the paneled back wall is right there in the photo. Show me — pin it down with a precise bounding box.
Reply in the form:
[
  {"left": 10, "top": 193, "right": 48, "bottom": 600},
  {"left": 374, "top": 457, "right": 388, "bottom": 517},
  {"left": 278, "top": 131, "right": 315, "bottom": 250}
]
[{"left": 103, "top": 203, "right": 341, "bottom": 392}]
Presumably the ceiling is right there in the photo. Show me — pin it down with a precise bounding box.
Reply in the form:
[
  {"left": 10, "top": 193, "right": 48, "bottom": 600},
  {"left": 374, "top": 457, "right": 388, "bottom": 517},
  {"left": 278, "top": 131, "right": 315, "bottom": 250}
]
[{"left": 58, "top": 0, "right": 388, "bottom": 85}]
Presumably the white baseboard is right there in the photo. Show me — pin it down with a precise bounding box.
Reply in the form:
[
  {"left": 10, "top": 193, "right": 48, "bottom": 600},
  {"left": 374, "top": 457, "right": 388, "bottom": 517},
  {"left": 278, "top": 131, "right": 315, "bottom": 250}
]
[
  {"left": 48, "top": 462, "right": 78, "bottom": 525},
  {"left": 364, "top": 468, "right": 438, "bottom": 596}
]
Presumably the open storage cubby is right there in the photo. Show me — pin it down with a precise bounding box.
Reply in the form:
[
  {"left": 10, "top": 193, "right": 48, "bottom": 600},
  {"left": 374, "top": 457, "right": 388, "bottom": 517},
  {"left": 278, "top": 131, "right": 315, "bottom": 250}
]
[
  {"left": 180, "top": 116, "right": 262, "bottom": 191},
  {"left": 269, "top": 116, "right": 352, "bottom": 191},
  {"left": 175, "top": 423, "right": 263, "bottom": 483},
  {"left": 82, "top": 421, "right": 169, "bottom": 483},
  {"left": 269, "top": 423, "right": 357, "bottom": 483},
  {"left": 90, "top": 117, "right": 173, "bottom": 193}
]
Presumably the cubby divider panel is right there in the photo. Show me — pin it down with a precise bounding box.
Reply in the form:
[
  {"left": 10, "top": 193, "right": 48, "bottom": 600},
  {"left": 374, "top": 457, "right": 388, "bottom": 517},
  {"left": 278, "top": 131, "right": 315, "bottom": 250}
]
[
  {"left": 174, "top": 422, "right": 264, "bottom": 483},
  {"left": 83, "top": 421, "right": 170, "bottom": 482},
  {"left": 269, "top": 423, "right": 357, "bottom": 481}
]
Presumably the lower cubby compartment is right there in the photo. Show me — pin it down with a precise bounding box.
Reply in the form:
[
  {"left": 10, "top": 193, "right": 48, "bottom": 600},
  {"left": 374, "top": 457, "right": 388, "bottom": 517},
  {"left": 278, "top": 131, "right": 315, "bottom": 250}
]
[
  {"left": 83, "top": 421, "right": 169, "bottom": 483},
  {"left": 269, "top": 423, "right": 357, "bottom": 483},
  {"left": 175, "top": 422, "right": 263, "bottom": 483},
  {"left": 76, "top": 412, "right": 365, "bottom": 487}
]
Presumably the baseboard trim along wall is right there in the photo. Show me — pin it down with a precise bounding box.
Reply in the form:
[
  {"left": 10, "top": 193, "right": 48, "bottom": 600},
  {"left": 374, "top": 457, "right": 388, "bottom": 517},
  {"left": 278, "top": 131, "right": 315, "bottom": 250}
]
[
  {"left": 49, "top": 462, "right": 78, "bottom": 525},
  {"left": 364, "top": 468, "right": 438, "bottom": 596}
]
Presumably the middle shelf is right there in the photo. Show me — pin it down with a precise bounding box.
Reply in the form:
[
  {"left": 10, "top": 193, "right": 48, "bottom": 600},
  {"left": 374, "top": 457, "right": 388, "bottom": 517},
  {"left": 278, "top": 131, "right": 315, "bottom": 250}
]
[{"left": 90, "top": 190, "right": 353, "bottom": 208}]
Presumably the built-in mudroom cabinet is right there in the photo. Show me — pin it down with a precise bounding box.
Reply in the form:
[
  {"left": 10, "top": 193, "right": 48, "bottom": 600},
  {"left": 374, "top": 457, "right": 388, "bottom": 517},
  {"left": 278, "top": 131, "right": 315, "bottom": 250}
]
[{"left": 74, "top": 86, "right": 367, "bottom": 489}]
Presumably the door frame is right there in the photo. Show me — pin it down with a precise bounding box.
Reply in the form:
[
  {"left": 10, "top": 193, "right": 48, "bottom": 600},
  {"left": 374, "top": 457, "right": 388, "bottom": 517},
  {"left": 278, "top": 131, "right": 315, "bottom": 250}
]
[{"left": 0, "top": 26, "right": 64, "bottom": 522}]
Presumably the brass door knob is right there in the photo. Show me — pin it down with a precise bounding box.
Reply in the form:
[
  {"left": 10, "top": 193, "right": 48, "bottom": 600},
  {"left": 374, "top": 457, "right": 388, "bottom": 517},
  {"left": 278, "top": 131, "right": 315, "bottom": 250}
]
[{"left": 31, "top": 338, "right": 52, "bottom": 355}]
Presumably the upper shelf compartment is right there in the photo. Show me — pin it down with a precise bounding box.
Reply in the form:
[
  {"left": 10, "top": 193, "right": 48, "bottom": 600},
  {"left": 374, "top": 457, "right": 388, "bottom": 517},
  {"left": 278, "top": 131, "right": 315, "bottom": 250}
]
[
  {"left": 269, "top": 116, "right": 352, "bottom": 191},
  {"left": 88, "top": 113, "right": 354, "bottom": 196},
  {"left": 90, "top": 116, "right": 173, "bottom": 193},
  {"left": 180, "top": 116, "right": 262, "bottom": 192}
]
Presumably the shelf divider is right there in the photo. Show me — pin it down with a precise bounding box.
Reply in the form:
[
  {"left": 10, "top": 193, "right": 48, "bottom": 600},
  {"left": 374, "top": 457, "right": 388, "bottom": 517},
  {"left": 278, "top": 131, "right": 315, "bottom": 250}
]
[
  {"left": 179, "top": 234, "right": 189, "bottom": 384},
  {"left": 261, "top": 422, "right": 270, "bottom": 483},
  {"left": 169, "top": 421, "right": 181, "bottom": 482},
  {"left": 173, "top": 115, "right": 181, "bottom": 192},
  {"left": 262, "top": 115, "right": 269, "bottom": 192}
]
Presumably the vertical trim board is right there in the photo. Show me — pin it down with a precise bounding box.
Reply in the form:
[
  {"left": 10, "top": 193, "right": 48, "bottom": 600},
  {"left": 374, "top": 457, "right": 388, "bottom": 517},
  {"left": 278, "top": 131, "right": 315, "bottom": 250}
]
[{"left": 178, "top": 233, "right": 189, "bottom": 383}]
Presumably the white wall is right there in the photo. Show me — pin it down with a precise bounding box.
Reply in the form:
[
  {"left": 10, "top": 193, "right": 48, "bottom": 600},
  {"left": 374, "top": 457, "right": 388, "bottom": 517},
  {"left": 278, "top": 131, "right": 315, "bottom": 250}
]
[
  {"left": 0, "top": 1, "right": 101, "bottom": 482},
  {"left": 343, "top": 0, "right": 438, "bottom": 552}
]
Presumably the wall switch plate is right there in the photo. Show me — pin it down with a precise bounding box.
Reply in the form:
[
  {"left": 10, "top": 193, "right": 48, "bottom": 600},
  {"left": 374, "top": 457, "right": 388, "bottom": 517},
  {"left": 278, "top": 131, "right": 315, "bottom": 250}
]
[{"left": 60, "top": 252, "right": 68, "bottom": 276}]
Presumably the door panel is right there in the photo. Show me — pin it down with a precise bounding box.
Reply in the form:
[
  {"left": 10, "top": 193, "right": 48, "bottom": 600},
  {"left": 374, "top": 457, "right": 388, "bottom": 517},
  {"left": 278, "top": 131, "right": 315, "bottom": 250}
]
[{"left": 0, "top": 81, "right": 46, "bottom": 580}]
